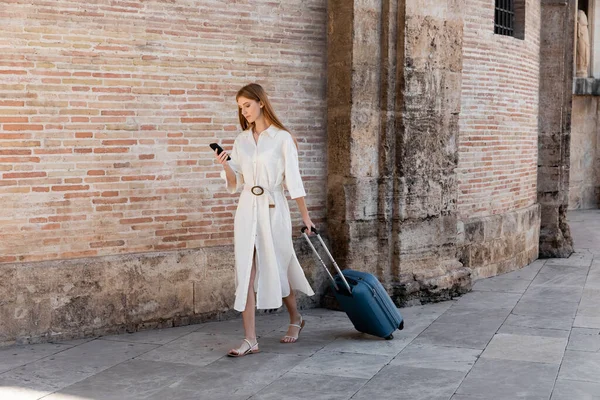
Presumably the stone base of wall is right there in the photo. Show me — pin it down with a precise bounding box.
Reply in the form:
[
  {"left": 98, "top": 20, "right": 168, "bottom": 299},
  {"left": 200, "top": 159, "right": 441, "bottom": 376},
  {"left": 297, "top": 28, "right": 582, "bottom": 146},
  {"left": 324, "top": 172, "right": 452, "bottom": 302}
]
[
  {"left": 461, "top": 204, "right": 540, "bottom": 281},
  {"left": 0, "top": 241, "right": 325, "bottom": 348}
]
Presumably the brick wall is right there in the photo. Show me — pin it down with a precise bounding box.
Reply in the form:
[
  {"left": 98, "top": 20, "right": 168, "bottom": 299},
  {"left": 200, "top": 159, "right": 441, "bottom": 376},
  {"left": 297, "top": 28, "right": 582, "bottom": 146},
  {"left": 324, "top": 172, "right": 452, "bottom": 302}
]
[
  {"left": 457, "top": 0, "right": 540, "bottom": 218},
  {"left": 0, "top": 0, "right": 327, "bottom": 265}
]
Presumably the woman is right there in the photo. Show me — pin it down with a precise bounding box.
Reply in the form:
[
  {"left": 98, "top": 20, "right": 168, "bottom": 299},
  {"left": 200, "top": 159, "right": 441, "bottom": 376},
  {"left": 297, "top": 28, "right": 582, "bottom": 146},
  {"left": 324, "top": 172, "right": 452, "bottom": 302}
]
[{"left": 214, "top": 83, "right": 316, "bottom": 357}]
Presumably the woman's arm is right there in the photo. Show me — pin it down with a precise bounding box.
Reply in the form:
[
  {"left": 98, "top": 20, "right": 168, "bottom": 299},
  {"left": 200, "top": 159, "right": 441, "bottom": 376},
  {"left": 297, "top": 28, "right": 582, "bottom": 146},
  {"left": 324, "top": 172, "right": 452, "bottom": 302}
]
[
  {"left": 295, "top": 196, "right": 315, "bottom": 234},
  {"left": 215, "top": 149, "right": 236, "bottom": 186},
  {"left": 216, "top": 142, "right": 244, "bottom": 193}
]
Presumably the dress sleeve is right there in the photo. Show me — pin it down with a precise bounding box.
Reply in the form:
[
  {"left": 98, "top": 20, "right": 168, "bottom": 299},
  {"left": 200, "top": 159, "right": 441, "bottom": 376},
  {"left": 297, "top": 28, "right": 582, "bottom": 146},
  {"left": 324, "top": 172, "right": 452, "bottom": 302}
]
[
  {"left": 219, "top": 139, "right": 244, "bottom": 194},
  {"left": 283, "top": 133, "right": 306, "bottom": 199}
]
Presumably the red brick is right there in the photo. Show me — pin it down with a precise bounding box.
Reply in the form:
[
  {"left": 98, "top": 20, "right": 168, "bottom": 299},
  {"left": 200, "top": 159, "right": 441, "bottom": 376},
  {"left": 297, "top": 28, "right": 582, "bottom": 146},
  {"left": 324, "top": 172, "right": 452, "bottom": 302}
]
[
  {"left": 3, "top": 171, "right": 46, "bottom": 179},
  {"left": 0, "top": 117, "right": 28, "bottom": 123},
  {"left": 0, "top": 157, "right": 40, "bottom": 163},
  {"left": 90, "top": 240, "right": 125, "bottom": 248},
  {"left": 3, "top": 124, "right": 44, "bottom": 131},
  {"left": 101, "top": 140, "right": 137, "bottom": 146},
  {"left": 181, "top": 118, "right": 211, "bottom": 123},
  {"left": 120, "top": 217, "right": 153, "bottom": 224},
  {"left": 93, "top": 147, "right": 129, "bottom": 153},
  {"left": 0, "top": 149, "right": 32, "bottom": 156},
  {"left": 121, "top": 175, "right": 155, "bottom": 181},
  {"left": 51, "top": 185, "right": 90, "bottom": 191}
]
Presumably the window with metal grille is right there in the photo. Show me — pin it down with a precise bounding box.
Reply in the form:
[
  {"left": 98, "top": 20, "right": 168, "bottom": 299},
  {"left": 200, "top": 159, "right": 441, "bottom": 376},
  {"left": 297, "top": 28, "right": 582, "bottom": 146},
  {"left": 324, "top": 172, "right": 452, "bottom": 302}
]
[
  {"left": 495, "top": 0, "right": 515, "bottom": 36},
  {"left": 494, "top": 0, "right": 525, "bottom": 40}
]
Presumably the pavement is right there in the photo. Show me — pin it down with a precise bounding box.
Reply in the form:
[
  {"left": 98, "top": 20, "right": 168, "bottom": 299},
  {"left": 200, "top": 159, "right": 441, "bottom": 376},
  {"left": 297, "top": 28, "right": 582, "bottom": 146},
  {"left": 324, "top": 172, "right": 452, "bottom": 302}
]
[{"left": 1, "top": 209, "right": 600, "bottom": 400}]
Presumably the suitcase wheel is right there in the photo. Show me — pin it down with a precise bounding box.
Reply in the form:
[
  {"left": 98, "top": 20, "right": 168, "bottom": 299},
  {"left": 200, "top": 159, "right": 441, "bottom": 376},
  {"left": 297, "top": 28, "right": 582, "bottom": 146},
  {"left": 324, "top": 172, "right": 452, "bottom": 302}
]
[
  {"left": 398, "top": 321, "right": 404, "bottom": 330},
  {"left": 385, "top": 334, "right": 393, "bottom": 340}
]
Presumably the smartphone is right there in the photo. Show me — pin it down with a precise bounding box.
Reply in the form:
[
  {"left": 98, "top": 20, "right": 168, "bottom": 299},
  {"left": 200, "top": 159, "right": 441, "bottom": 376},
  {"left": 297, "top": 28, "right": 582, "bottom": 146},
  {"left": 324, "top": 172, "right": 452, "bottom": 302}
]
[{"left": 209, "top": 143, "right": 231, "bottom": 161}]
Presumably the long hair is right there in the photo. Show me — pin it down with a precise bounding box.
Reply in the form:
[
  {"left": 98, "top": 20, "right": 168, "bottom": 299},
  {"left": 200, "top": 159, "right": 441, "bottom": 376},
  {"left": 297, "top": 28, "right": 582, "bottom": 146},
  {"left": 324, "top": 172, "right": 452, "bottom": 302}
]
[{"left": 236, "top": 83, "right": 298, "bottom": 148}]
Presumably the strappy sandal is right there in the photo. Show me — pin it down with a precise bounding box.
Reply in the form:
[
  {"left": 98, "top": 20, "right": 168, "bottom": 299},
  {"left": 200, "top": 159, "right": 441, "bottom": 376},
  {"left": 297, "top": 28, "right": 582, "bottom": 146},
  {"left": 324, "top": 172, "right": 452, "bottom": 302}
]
[
  {"left": 280, "top": 315, "right": 305, "bottom": 343},
  {"left": 227, "top": 338, "right": 259, "bottom": 357}
]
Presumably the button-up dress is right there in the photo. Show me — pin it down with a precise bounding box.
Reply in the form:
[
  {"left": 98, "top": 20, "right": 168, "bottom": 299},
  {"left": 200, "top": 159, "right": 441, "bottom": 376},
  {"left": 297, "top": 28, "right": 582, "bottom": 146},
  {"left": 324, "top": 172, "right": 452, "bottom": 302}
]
[{"left": 221, "top": 125, "right": 315, "bottom": 311}]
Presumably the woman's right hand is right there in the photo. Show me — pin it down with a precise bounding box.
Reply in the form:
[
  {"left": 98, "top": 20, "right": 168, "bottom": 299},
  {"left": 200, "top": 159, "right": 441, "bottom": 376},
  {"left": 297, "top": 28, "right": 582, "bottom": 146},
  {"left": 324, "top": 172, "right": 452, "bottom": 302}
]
[{"left": 214, "top": 148, "right": 229, "bottom": 166}]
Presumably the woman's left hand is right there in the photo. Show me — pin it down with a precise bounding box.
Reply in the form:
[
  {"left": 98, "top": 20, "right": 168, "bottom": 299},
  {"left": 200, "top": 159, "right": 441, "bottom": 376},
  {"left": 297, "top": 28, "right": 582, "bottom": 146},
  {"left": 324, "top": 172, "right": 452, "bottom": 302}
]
[{"left": 302, "top": 216, "right": 316, "bottom": 235}]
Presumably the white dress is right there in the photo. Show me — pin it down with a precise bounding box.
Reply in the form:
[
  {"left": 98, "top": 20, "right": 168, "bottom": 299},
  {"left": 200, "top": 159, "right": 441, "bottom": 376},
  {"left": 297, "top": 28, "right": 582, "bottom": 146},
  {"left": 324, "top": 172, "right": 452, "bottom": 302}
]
[{"left": 221, "top": 125, "right": 315, "bottom": 311}]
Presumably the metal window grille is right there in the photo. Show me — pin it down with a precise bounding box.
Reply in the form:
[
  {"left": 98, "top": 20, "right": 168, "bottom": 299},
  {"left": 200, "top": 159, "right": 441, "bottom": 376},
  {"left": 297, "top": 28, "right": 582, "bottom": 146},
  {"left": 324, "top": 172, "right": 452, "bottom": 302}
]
[{"left": 494, "top": 0, "right": 514, "bottom": 36}]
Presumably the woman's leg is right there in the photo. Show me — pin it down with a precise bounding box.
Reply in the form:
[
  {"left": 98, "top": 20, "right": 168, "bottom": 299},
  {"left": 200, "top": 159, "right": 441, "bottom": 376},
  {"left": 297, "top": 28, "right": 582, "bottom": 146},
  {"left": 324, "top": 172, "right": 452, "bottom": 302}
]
[
  {"left": 241, "top": 252, "right": 258, "bottom": 342},
  {"left": 281, "top": 284, "right": 303, "bottom": 343},
  {"left": 228, "top": 250, "right": 258, "bottom": 355}
]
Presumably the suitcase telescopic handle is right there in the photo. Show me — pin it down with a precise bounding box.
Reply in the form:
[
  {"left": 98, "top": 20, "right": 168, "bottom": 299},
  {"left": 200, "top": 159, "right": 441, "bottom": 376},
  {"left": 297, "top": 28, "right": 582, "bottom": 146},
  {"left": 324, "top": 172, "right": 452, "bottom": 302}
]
[{"left": 301, "top": 227, "right": 352, "bottom": 294}]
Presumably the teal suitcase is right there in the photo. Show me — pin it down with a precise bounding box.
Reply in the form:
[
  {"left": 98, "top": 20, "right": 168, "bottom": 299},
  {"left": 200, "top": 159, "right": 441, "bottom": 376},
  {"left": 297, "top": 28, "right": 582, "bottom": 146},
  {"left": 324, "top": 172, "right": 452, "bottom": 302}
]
[{"left": 302, "top": 228, "right": 404, "bottom": 340}]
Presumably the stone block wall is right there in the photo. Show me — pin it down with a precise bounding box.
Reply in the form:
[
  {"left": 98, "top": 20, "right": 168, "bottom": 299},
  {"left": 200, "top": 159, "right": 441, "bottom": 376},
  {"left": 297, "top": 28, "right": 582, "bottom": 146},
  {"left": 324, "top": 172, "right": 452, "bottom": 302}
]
[
  {"left": 569, "top": 95, "right": 600, "bottom": 209},
  {"left": 0, "top": 0, "right": 328, "bottom": 345},
  {"left": 0, "top": 243, "right": 326, "bottom": 346},
  {"left": 461, "top": 204, "right": 540, "bottom": 280},
  {"left": 537, "top": 0, "right": 575, "bottom": 258}
]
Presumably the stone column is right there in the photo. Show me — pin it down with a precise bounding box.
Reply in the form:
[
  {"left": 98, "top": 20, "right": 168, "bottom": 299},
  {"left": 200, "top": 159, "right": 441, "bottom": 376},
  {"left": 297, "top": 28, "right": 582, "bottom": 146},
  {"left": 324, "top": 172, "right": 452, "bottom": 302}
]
[
  {"left": 538, "top": 0, "right": 576, "bottom": 257},
  {"left": 327, "top": 0, "right": 470, "bottom": 304}
]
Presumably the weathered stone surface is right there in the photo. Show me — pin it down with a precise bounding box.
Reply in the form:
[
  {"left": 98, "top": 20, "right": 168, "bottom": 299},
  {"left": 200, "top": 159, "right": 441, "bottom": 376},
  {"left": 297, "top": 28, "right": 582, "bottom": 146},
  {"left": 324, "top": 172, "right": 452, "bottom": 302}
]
[
  {"left": 0, "top": 243, "right": 322, "bottom": 346},
  {"left": 538, "top": 0, "right": 576, "bottom": 258},
  {"left": 462, "top": 205, "right": 540, "bottom": 281},
  {"left": 569, "top": 95, "right": 600, "bottom": 210},
  {"left": 573, "top": 77, "right": 600, "bottom": 96},
  {"left": 327, "top": 0, "right": 470, "bottom": 307}
]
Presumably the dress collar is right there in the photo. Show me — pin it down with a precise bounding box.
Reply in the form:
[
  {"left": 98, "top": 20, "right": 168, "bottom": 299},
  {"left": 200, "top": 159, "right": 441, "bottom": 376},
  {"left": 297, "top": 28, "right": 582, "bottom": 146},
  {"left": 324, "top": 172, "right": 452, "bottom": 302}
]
[{"left": 247, "top": 125, "right": 278, "bottom": 138}]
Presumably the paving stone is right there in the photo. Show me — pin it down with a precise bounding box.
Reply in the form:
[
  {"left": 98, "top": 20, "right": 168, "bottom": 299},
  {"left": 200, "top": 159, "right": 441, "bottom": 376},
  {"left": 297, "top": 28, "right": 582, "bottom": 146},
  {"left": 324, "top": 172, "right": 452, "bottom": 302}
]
[
  {"left": 551, "top": 379, "right": 600, "bottom": 400},
  {"left": 453, "top": 292, "right": 522, "bottom": 310},
  {"left": 481, "top": 333, "right": 567, "bottom": 364},
  {"left": 503, "top": 313, "right": 574, "bottom": 331},
  {"left": 391, "top": 343, "right": 481, "bottom": 372},
  {"left": 520, "top": 285, "right": 584, "bottom": 303},
  {"left": 250, "top": 371, "right": 366, "bottom": 400},
  {"left": 318, "top": 331, "right": 412, "bottom": 356},
  {"left": 290, "top": 350, "right": 391, "bottom": 379},
  {"left": 577, "top": 289, "right": 600, "bottom": 317},
  {"left": 43, "top": 359, "right": 199, "bottom": 400},
  {"left": 530, "top": 265, "right": 589, "bottom": 287},
  {"left": 455, "top": 358, "right": 559, "bottom": 400},
  {"left": 434, "top": 306, "right": 511, "bottom": 330},
  {"left": 134, "top": 331, "right": 238, "bottom": 367},
  {"left": 500, "top": 260, "right": 545, "bottom": 280},
  {"left": 412, "top": 322, "right": 497, "bottom": 350},
  {"left": 49, "top": 338, "right": 96, "bottom": 346},
  {"left": 496, "top": 324, "right": 570, "bottom": 339},
  {"left": 0, "top": 384, "right": 51, "bottom": 400},
  {"left": 566, "top": 328, "right": 600, "bottom": 352},
  {"left": 258, "top": 338, "right": 332, "bottom": 356},
  {"left": 574, "top": 315, "right": 600, "bottom": 329},
  {"left": 351, "top": 365, "right": 466, "bottom": 400},
  {"left": 0, "top": 340, "right": 157, "bottom": 396},
  {"left": 584, "top": 269, "right": 600, "bottom": 290},
  {"left": 398, "top": 302, "right": 455, "bottom": 330},
  {"left": 558, "top": 350, "right": 600, "bottom": 383},
  {"left": 512, "top": 298, "right": 579, "bottom": 319},
  {"left": 0, "top": 343, "right": 73, "bottom": 374},
  {"left": 100, "top": 324, "right": 201, "bottom": 345},
  {"left": 544, "top": 252, "right": 593, "bottom": 268},
  {"left": 147, "top": 352, "right": 306, "bottom": 400},
  {"left": 472, "top": 275, "right": 531, "bottom": 293}
]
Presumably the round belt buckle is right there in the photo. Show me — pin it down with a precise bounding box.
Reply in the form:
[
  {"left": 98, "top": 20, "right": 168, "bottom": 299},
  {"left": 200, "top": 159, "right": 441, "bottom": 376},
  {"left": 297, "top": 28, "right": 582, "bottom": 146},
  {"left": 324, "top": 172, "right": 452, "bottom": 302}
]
[{"left": 251, "top": 185, "right": 264, "bottom": 196}]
